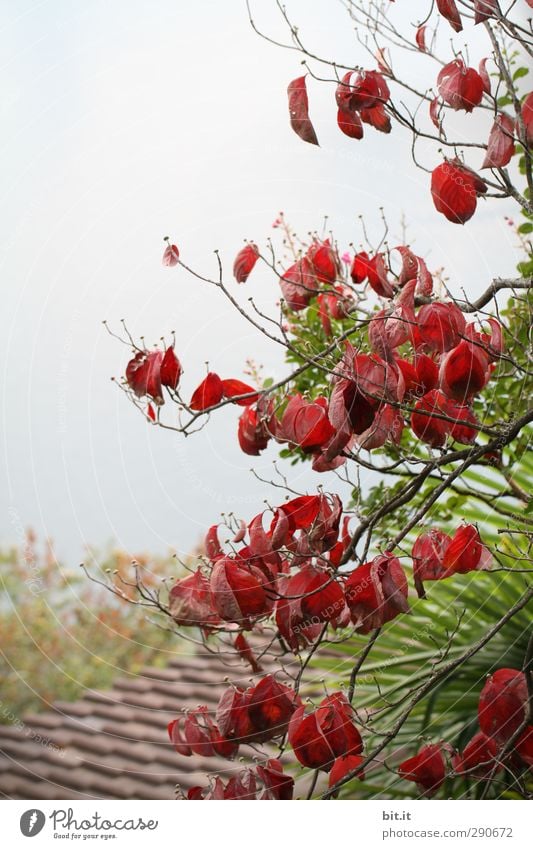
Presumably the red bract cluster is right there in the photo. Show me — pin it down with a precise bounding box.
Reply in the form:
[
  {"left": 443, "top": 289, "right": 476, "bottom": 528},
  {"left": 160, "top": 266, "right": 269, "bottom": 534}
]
[
  {"left": 189, "top": 373, "right": 259, "bottom": 411},
  {"left": 336, "top": 70, "right": 391, "bottom": 140},
  {"left": 289, "top": 692, "right": 363, "bottom": 771},
  {"left": 167, "top": 491, "right": 412, "bottom": 646},
  {"left": 285, "top": 15, "right": 523, "bottom": 227},
  {"left": 287, "top": 66, "right": 392, "bottom": 145},
  {"left": 234, "top": 279, "right": 502, "bottom": 463},
  {"left": 124, "top": 345, "right": 262, "bottom": 419},
  {"left": 317, "top": 287, "right": 353, "bottom": 337},
  {"left": 165, "top": 489, "right": 509, "bottom": 798},
  {"left": 276, "top": 394, "right": 335, "bottom": 453},
  {"left": 279, "top": 238, "right": 339, "bottom": 311},
  {"left": 184, "top": 759, "right": 294, "bottom": 800},
  {"left": 128, "top": 239, "right": 503, "bottom": 468},
  {"left": 169, "top": 675, "right": 301, "bottom": 760},
  {"left": 168, "top": 492, "right": 347, "bottom": 638},
  {"left": 345, "top": 552, "right": 410, "bottom": 634},
  {"left": 238, "top": 399, "right": 276, "bottom": 455},
  {"left": 126, "top": 346, "right": 182, "bottom": 405},
  {"left": 412, "top": 524, "right": 492, "bottom": 597},
  {"left": 398, "top": 668, "right": 533, "bottom": 795}
]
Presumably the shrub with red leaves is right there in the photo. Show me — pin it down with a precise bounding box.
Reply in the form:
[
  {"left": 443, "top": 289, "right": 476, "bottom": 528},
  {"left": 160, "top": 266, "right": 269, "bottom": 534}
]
[{"left": 112, "top": 2, "right": 533, "bottom": 804}]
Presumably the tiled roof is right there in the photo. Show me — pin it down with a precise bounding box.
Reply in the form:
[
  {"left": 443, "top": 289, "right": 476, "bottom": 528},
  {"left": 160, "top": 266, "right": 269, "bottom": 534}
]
[{"left": 0, "top": 650, "right": 297, "bottom": 800}]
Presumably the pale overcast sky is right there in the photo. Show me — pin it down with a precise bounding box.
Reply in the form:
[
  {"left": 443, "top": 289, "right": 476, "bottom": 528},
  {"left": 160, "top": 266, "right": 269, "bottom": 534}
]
[{"left": 0, "top": 0, "right": 523, "bottom": 567}]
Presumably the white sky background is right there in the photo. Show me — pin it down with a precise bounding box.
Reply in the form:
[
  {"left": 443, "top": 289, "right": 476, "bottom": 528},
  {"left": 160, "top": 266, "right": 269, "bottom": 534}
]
[{"left": 0, "top": 0, "right": 525, "bottom": 567}]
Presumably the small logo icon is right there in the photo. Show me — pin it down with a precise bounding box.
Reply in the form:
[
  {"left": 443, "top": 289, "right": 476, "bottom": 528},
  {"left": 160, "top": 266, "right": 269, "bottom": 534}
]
[{"left": 20, "top": 810, "right": 45, "bottom": 837}]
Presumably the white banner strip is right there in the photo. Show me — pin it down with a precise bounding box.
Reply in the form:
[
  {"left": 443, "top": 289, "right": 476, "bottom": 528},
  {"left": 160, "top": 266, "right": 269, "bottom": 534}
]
[{"left": 2, "top": 799, "right": 531, "bottom": 848}]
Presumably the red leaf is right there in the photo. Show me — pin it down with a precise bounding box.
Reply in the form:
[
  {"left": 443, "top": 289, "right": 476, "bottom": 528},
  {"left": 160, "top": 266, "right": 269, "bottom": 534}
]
[
  {"left": 147, "top": 402, "right": 156, "bottom": 422},
  {"left": 169, "top": 569, "right": 220, "bottom": 628},
  {"left": 162, "top": 241, "right": 179, "bottom": 266},
  {"left": 205, "top": 524, "right": 223, "bottom": 561},
  {"left": 233, "top": 243, "right": 259, "bottom": 283},
  {"left": 436, "top": 0, "right": 463, "bottom": 32},
  {"left": 412, "top": 529, "right": 451, "bottom": 597},
  {"left": 287, "top": 75, "right": 319, "bottom": 146},
  {"left": 345, "top": 553, "right": 409, "bottom": 633},
  {"left": 356, "top": 403, "right": 404, "bottom": 450},
  {"left": 288, "top": 693, "right": 363, "bottom": 771},
  {"left": 411, "top": 390, "right": 450, "bottom": 448},
  {"left": 237, "top": 400, "right": 275, "bottom": 456},
  {"left": 478, "top": 58, "right": 491, "bottom": 95},
  {"left": 521, "top": 92, "right": 533, "bottom": 147},
  {"left": 442, "top": 524, "right": 483, "bottom": 575},
  {"left": 256, "top": 759, "right": 294, "bottom": 800},
  {"left": 221, "top": 379, "right": 259, "bottom": 406},
  {"left": 398, "top": 744, "right": 446, "bottom": 796},
  {"left": 440, "top": 340, "right": 489, "bottom": 400},
  {"left": 247, "top": 676, "right": 299, "bottom": 738},
  {"left": 125, "top": 350, "right": 163, "bottom": 402},
  {"left": 306, "top": 239, "right": 339, "bottom": 284},
  {"left": 360, "top": 103, "right": 391, "bottom": 133},
  {"left": 452, "top": 732, "right": 499, "bottom": 778},
  {"left": 350, "top": 251, "right": 371, "bottom": 284},
  {"left": 347, "top": 70, "right": 390, "bottom": 110},
  {"left": 429, "top": 97, "right": 443, "bottom": 131},
  {"left": 482, "top": 113, "right": 515, "bottom": 169},
  {"left": 210, "top": 556, "right": 271, "bottom": 624},
  {"left": 474, "top": 0, "right": 499, "bottom": 24},
  {"left": 190, "top": 372, "right": 224, "bottom": 410},
  {"left": 234, "top": 633, "right": 262, "bottom": 673},
  {"left": 337, "top": 107, "right": 363, "bottom": 139},
  {"left": 438, "top": 59, "right": 484, "bottom": 112},
  {"left": 415, "top": 25, "right": 427, "bottom": 52},
  {"left": 297, "top": 564, "right": 345, "bottom": 623},
  {"left": 280, "top": 256, "right": 318, "bottom": 311},
  {"left": 431, "top": 160, "right": 486, "bottom": 224},
  {"left": 366, "top": 253, "right": 394, "bottom": 298},
  {"left": 335, "top": 71, "right": 354, "bottom": 113},
  {"left": 478, "top": 669, "right": 528, "bottom": 745},
  {"left": 329, "top": 754, "right": 365, "bottom": 787},
  {"left": 160, "top": 346, "right": 182, "bottom": 389},
  {"left": 277, "top": 395, "right": 335, "bottom": 453},
  {"left": 279, "top": 495, "right": 322, "bottom": 530}
]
